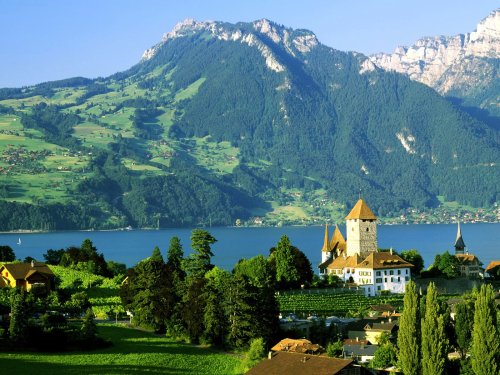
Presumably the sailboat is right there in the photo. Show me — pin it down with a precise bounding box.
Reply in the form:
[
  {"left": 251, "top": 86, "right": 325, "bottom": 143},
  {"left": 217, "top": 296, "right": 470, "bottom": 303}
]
[{"left": 17, "top": 238, "right": 21, "bottom": 245}]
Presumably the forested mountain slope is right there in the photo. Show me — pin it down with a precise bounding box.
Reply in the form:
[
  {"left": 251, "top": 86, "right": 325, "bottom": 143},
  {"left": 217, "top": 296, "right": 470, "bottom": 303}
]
[{"left": 0, "top": 18, "right": 498, "bottom": 230}]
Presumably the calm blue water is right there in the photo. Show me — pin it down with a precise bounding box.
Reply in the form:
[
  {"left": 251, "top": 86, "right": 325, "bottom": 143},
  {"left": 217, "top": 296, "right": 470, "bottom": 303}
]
[{"left": 0, "top": 223, "right": 498, "bottom": 270}]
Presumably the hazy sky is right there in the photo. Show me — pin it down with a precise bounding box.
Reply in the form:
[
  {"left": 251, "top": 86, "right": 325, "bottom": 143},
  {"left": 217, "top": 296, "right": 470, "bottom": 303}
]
[{"left": 0, "top": 1, "right": 496, "bottom": 87}]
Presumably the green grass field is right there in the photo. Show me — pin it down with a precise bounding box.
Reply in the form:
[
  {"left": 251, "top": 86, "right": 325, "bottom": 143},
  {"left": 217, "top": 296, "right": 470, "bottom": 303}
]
[{"left": 0, "top": 324, "right": 242, "bottom": 375}]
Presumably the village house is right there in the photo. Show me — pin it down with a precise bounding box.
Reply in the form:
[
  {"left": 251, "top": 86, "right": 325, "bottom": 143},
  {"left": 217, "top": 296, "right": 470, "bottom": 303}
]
[
  {"left": 318, "top": 199, "right": 414, "bottom": 296},
  {"left": 0, "top": 261, "right": 55, "bottom": 293},
  {"left": 485, "top": 260, "right": 500, "bottom": 278},
  {"left": 346, "top": 317, "right": 398, "bottom": 345},
  {"left": 453, "top": 223, "right": 484, "bottom": 278}
]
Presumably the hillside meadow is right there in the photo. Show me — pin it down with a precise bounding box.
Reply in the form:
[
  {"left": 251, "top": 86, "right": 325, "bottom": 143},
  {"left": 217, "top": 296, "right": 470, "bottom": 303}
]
[{"left": 0, "top": 324, "right": 242, "bottom": 375}]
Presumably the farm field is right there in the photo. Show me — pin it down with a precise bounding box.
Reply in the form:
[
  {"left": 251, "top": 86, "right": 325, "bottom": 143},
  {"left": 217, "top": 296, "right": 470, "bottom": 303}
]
[{"left": 0, "top": 324, "right": 242, "bottom": 375}]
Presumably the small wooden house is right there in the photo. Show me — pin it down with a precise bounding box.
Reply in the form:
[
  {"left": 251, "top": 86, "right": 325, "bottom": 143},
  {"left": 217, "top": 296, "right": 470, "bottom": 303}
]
[{"left": 0, "top": 261, "right": 54, "bottom": 293}]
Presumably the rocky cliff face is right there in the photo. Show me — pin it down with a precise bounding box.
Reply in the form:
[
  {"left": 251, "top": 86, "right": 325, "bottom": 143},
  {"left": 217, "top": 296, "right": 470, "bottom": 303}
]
[
  {"left": 142, "top": 18, "right": 319, "bottom": 73},
  {"left": 370, "top": 10, "right": 499, "bottom": 97}
]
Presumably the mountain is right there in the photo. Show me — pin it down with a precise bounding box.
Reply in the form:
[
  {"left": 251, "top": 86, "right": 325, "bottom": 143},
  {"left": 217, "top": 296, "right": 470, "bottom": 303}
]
[
  {"left": 0, "top": 18, "right": 498, "bottom": 230},
  {"left": 370, "top": 10, "right": 499, "bottom": 128}
]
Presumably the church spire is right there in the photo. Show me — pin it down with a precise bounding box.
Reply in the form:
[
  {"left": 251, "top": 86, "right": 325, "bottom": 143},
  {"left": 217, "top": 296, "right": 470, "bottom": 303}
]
[
  {"left": 454, "top": 222, "right": 466, "bottom": 254},
  {"left": 321, "top": 224, "right": 331, "bottom": 252}
]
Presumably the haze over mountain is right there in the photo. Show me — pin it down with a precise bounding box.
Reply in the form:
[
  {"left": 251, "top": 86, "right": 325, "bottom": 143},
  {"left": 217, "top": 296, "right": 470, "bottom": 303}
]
[{"left": 0, "top": 15, "right": 498, "bottom": 230}]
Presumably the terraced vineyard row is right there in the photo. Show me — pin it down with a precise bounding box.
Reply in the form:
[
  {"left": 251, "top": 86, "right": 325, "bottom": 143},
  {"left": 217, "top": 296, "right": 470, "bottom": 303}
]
[{"left": 277, "top": 292, "right": 404, "bottom": 315}]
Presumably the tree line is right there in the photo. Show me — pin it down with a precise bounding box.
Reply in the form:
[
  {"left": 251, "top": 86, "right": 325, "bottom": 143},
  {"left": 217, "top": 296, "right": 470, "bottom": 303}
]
[{"left": 120, "top": 231, "right": 313, "bottom": 349}]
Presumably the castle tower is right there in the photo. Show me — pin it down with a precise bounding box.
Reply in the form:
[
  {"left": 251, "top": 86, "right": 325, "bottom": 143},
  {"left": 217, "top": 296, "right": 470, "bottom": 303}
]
[
  {"left": 454, "top": 222, "right": 466, "bottom": 255},
  {"left": 345, "top": 198, "right": 377, "bottom": 257},
  {"left": 321, "top": 224, "right": 333, "bottom": 263},
  {"left": 330, "top": 225, "right": 346, "bottom": 257}
]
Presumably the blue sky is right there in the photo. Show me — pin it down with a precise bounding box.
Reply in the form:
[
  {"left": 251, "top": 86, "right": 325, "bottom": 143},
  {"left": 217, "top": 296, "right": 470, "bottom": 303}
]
[{"left": 0, "top": 1, "right": 496, "bottom": 87}]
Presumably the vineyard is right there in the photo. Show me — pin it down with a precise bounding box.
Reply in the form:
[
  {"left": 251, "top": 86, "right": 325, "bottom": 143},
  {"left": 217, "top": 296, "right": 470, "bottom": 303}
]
[
  {"left": 276, "top": 291, "right": 405, "bottom": 316},
  {"left": 50, "top": 266, "right": 124, "bottom": 319}
]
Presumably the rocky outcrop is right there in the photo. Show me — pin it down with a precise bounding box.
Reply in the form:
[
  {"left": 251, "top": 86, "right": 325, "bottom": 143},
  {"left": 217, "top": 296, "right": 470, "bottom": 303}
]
[
  {"left": 142, "top": 18, "right": 319, "bottom": 74},
  {"left": 370, "top": 10, "right": 499, "bottom": 95}
]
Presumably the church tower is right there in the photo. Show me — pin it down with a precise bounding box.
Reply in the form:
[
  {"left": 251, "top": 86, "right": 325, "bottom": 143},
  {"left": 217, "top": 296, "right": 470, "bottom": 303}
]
[
  {"left": 321, "top": 224, "right": 333, "bottom": 263},
  {"left": 454, "top": 222, "right": 466, "bottom": 255},
  {"left": 345, "top": 198, "right": 377, "bottom": 257}
]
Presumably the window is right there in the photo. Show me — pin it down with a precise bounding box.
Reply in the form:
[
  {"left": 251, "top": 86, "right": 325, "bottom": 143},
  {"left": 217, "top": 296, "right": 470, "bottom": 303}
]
[
  {"left": 389, "top": 270, "right": 394, "bottom": 275},
  {"left": 397, "top": 270, "right": 401, "bottom": 275},
  {"left": 377, "top": 286, "right": 381, "bottom": 291},
  {"left": 384, "top": 278, "right": 387, "bottom": 282},
  {"left": 376, "top": 271, "right": 381, "bottom": 276},
  {"left": 405, "top": 269, "right": 408, "bottom": 275},
  {"left": 366, "top": 228, "right": 369, "bottom": 232},
  {"left": 368, "top": 288, "right": 371, "bottom": 293},
  {"left": 376, "top": 278, "right": 382, "bottom": 283},
  {"left": 398, "top": 277, "right": 400, "bottom": 282},
  {"left": 384, "top": 271, "right": 387, "bottom": 275},
  {"left": 405, "top": 276, "right": 409, "bottom": 281}
]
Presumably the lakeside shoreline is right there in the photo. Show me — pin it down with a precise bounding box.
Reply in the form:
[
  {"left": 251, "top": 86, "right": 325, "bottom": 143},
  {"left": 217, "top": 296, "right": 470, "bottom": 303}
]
[{"left": 1, "top": 219, "right": 499, "bottom": 235}]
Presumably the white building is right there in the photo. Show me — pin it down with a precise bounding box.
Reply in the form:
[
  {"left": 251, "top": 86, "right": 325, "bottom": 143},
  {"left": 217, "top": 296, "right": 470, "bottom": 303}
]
[{"left": 319, "top": 198, "right": 413, "bottom": 296}]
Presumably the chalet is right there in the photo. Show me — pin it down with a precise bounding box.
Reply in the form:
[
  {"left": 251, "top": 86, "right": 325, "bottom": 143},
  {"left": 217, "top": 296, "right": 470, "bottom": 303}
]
[
  {"left": 343, "top": 343, "right": 378, "bottom": 363},
  {"left": 246, "top": 351, "right": 359, "bottom": 375},
  {"left": 485, "top": 260, "right": 500, "bottom": 278},
  {"left": 346, "top": 317, "right": 398, "bottom": 345},
  {"left": 0, "top": 261, "right": 54, "bottom": 293},
  {"left": 319, "top": 199, "right": 414, "bottom": 296},
  {"left": 453, "top": 223, "right": 484, "bottom": 278}
]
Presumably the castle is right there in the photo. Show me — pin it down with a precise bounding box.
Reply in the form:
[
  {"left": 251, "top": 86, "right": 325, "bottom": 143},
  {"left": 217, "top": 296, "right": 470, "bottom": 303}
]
[{"left": 318, "top": 199, "right": 413, "bottom": 296}]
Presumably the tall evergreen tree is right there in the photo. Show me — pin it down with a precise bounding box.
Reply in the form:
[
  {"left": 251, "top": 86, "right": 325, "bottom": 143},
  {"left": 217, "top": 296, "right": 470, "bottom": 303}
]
[
  {"left": 185, "top": 229, "right": 217, "bottom": 278},
  {"left": 228, "top": 273, "right": 259, "bottom": 348},
  {"left": 397, "top": 280, "right": 420, "bottom": 375},
  {"left": 128, "top": 247, "right": 169, "bottom": 332},
  {"left": 182, "top": 276, "right": 206, "bottom": 343},
  {"left": 455, "top": 298, "right": 474, "bottom": 359},
  {"left": 203, "top": 267, "right": 230, "bottom": 347},
  {"left": 421, "top": 282, "right": 447, "bottom": 375},
  {"left": 165, "top": 236, "right": 186, "bottom": 332},
  {"left": 471, "top": 284, "right": 499, "bottom": 375}
]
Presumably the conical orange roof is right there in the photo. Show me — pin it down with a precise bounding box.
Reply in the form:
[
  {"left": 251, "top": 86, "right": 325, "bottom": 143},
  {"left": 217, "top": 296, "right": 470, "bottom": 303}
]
[
  {"left": 345, "top": 198, "right": 377, "bottom": 220},
  {"left": 330, "top": 225, "right": 346, "bottom": 253},
  {"left": 321, "top": 224, "right": 332, "bottom": 252}
]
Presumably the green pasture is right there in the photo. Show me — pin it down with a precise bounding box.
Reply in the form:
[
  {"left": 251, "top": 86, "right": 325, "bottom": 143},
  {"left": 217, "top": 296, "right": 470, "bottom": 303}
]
[
  {"left": 189, "top": 137, "right": 239, "bottom": 175},
  {"left": 0, "top": 95, "right": 46, "bottom": 108},
  {"left": 0, "top": 324, "right": 242, "bottom": 375},
  {"left": 1, "top": 171, "right": 80, "bottom": 204},
  {"left": 174, "top": 77, "right": 206, "bottom": 102},
  {"left": 0, "top": 114, "right": 23, "bottom": 131}
]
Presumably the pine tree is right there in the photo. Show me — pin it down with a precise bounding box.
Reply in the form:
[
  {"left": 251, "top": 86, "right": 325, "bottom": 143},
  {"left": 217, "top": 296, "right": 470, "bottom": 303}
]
[
  {"left": 185, "top": 229, "right": 216, "bottom": 278},
  {"left": 421, "top": 282, "right": 447, "bottom": 375},
  {"left": 471, "top": 284, "right": 499, "bottom": 375},
  {"left": 203, "top": 268, "right": 229, "bottom": 347},
  {"left": 129, "top": 247, "right": 169, "bottom": 331},
  {"left": 397, "top": 280, "right": 420, "bottom": 375}
]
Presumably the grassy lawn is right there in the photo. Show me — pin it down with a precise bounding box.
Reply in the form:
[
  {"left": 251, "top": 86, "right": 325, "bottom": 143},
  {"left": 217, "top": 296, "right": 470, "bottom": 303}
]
[{"left": 0, "top": 324, "right": 242, "bottom": 375}]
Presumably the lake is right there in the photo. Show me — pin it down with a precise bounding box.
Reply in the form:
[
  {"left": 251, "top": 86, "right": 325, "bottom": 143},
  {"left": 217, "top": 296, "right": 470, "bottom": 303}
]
[{"left": 0, "top": 223, "right": 498, "bottom": 270}]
